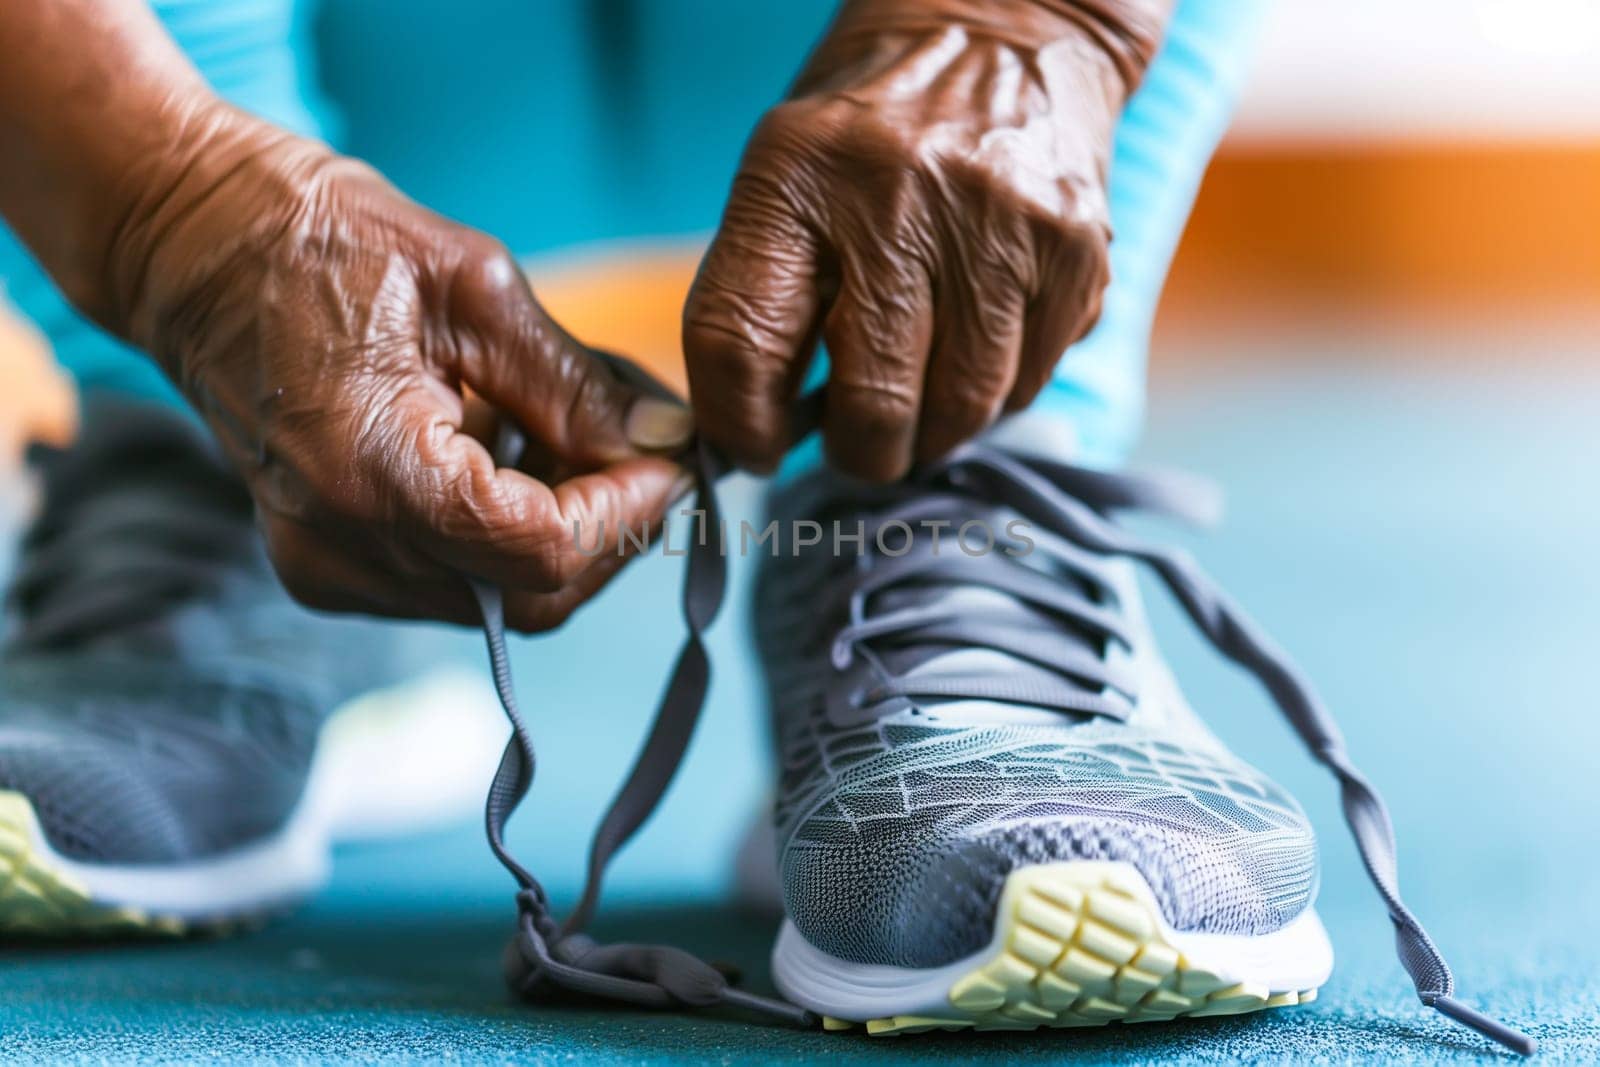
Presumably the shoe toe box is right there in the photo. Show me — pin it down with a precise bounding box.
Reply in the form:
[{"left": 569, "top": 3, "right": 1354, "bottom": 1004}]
[{"left": 779, "top": 731, "right": 1318, "bottom": 969}]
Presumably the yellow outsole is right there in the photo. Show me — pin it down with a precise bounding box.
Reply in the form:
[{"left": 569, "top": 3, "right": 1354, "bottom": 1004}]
[
  {"left": 823, "top": 862, "right": 1319, "bottom": 1036},
  {"left": 0, "top": 789, "right": 191, "bottom": 938}
]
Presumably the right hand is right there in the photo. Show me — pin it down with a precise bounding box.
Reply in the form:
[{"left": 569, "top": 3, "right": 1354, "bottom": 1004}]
[{"left": 102, "top": 103, "right": 695, "bottom": 631}]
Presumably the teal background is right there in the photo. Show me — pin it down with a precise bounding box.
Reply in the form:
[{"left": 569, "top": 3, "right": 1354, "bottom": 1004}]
[{"left": 315, "top": 1, "right": 834, "bottom": 252}]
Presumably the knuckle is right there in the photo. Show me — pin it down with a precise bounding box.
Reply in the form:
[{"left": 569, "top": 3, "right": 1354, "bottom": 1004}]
[
  {"left": 458, "top": 236, "right": 524, "bottom": 305},
  {"left": 1037, "top": 202, "right": 1111, "bottom": 259},
  {"left": 1033, "top": 223, "right": 1110, "bottom": 311},
  {"left": 946, "top": 153, "right": 1011, "bottom": 199},
  {"left": 835, "top": 107, "right": 919, "bottom": 168},
  {"left": 736, "top": 104, "right": 836, "bottom": 199},
  {"left": 428, "top": 457, "right": 526, "bottom": 548},
  {"left": 937, "top": 373, "right": 1005, "bottom": 429},
  {"left": 833, "top": 377, "right": 918, "bottom": 433},
  {"left": 683, "top": 275, "right": 809, "bottom": 379},
  {"left": 825, "top": 290, "right": 926, "bottom": 368},
  {"left": 682, "top": 313, "right": 792, "bottom": 460},
  {"left": 750, "top": 100, "right": 815, "bottom": 150},
  {"left": 751, "top": 97, "right": 851, "bottom": 160},
  {"left": 967, "top": 291, "right": 1025, "bottom": 350},
  {"left": 683, "top": 297, "right": 770, "bottom": 373}
]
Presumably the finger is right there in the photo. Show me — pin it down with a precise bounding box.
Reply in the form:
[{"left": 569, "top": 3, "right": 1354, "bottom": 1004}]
[
  {"left": 459, "top": 389, "right": 575, "bottom": 488},
  {"left": 916, "top": 281, "right": 1025, "bottom": 462},
  {"left": 820, "top": 241, "right": 934, "bottom": 483},
  {"left": 1006, "top": 223, "right": 1110, "bottom": 413},
  {"left": 259, "top": 510, "right": 481, "bottom": 624},
  {"left": 444, "top": 238, "right": 693, "bottom": 467},
  {"left": 501, "top": 548, "right": 631, "bottom": 633},
  {"left": 388, "top": 403, "right": 690, "bottom": 592},
  {"left": 263, "top": 503, "right": 640, "bottom": 633},
  {"left": 683, "top": 113, "right": 826, "bottom": 472},
  {"left": 500, "top": 459, "right": 691, "bottom": 631}
]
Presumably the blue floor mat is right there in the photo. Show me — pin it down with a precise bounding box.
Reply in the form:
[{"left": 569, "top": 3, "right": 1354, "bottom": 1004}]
[{"left": 4, "top": 357, "right": 1598, "bottom": 1063}]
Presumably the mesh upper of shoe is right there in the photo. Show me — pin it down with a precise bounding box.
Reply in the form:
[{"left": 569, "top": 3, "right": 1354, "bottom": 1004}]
[
  {"left": 0, "top": 400, "right": 413, "bottom": 864},
  {"left": 0, "top": 660, "right": 324, "bottom": 863},
  {"left": 756, "top": 472, "right": 1318, "bottom": 969}
]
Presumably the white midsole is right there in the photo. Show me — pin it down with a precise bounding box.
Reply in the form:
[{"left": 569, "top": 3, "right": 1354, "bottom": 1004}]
[
  {"left": 772, "top": 863, "right": 1335, "bottom": 1020},
  {"left": 24, "top": 789, "right": 331, "bottom": 919},
  {"left": 10, "top": 666, "right": 503, "bottom": 920}
]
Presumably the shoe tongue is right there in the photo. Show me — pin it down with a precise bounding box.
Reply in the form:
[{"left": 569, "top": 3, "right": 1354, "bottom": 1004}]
[
  {"left": 771, "top": 462, "right": 1110, "bottom": 713},
  {"left": 865, "top": 561, "right": 1103, "bottom": 697}
]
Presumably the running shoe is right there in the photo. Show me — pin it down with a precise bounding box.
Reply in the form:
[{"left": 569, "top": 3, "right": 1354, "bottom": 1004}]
[
  {"left": 754, "top": 456, "right": 1330, "bottom": 1032},
  {"left": 0, "top": 399, "right": 502, "bottom": 936}
]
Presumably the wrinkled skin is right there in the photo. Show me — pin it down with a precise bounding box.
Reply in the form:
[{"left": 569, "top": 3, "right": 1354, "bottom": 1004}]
[
  {"left": 105, "top": 107, "right": 695, "bottom": 631},
  {"left": 684, "top": 0, "right": 1168, "bottom": 482}
]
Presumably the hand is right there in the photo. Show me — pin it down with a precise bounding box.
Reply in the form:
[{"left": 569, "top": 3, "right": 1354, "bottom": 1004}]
[
  {"left": 684, "top": 0, "right": 1167, "bottom": 481},
  {"left": 104, "top": 105, "right": 695, "bottom": 630}
]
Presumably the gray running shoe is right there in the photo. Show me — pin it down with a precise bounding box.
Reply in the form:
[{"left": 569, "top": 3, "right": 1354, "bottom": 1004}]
[
  {"left": 0, "top": 399, "right": 499, "bottom": 935},
  {"left": 756, "top": 454, "right": 1333, "bottom": 1031}
]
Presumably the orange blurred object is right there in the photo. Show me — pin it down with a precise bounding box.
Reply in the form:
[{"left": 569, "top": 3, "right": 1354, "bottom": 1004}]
[
  {"left": 526, "top": 243, "right": 701, "bottom": 399},
  {"left": 1156, "top": 141, "right": 1600, "bottom": 337},
  {"left": 0, "top": 292, "right": 76, "bottom": 466}
]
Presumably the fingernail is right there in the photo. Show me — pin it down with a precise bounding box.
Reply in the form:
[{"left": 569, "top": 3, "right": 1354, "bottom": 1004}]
[{"left": 626, "top": 396, "right": 694, "bottom": 451}]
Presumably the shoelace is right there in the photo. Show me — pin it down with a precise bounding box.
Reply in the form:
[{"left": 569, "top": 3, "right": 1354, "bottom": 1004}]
[
  {"left": 471, "top": 394, "right": 1534, "bottom": 1056},
  {"left": 821, "top": 461, "right": 1221, "bottom": 722}
]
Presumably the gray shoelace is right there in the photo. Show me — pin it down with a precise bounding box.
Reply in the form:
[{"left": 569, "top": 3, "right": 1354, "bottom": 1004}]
[{"left": 472, "top": 394, "right": 1533, "bottom": 1055}]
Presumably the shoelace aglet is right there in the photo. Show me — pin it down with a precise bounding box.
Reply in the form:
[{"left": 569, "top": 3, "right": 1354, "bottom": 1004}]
[{"left": 1428, "top": 994, "right": 1536, "bottom": 1056}]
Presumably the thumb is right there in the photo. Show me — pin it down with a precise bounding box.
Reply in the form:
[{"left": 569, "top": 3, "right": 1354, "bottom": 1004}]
[{"left": 445, "top": 241, "right": 694, "bottom": 467}]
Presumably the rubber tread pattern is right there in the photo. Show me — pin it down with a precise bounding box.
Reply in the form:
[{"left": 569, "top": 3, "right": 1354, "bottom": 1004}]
[{"left": 823, "top": 862, "right": 1317, "bottom": 1036}]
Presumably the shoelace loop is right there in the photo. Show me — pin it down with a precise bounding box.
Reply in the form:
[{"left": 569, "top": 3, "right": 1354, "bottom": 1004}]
[{"left": 472, "top": 386, "right": 1534, "bottom": 1055}]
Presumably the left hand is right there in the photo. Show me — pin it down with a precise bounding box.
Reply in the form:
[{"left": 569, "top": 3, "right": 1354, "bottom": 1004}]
[{"left": 683, "top": 0, "right": 1168, "bottom": 482}]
